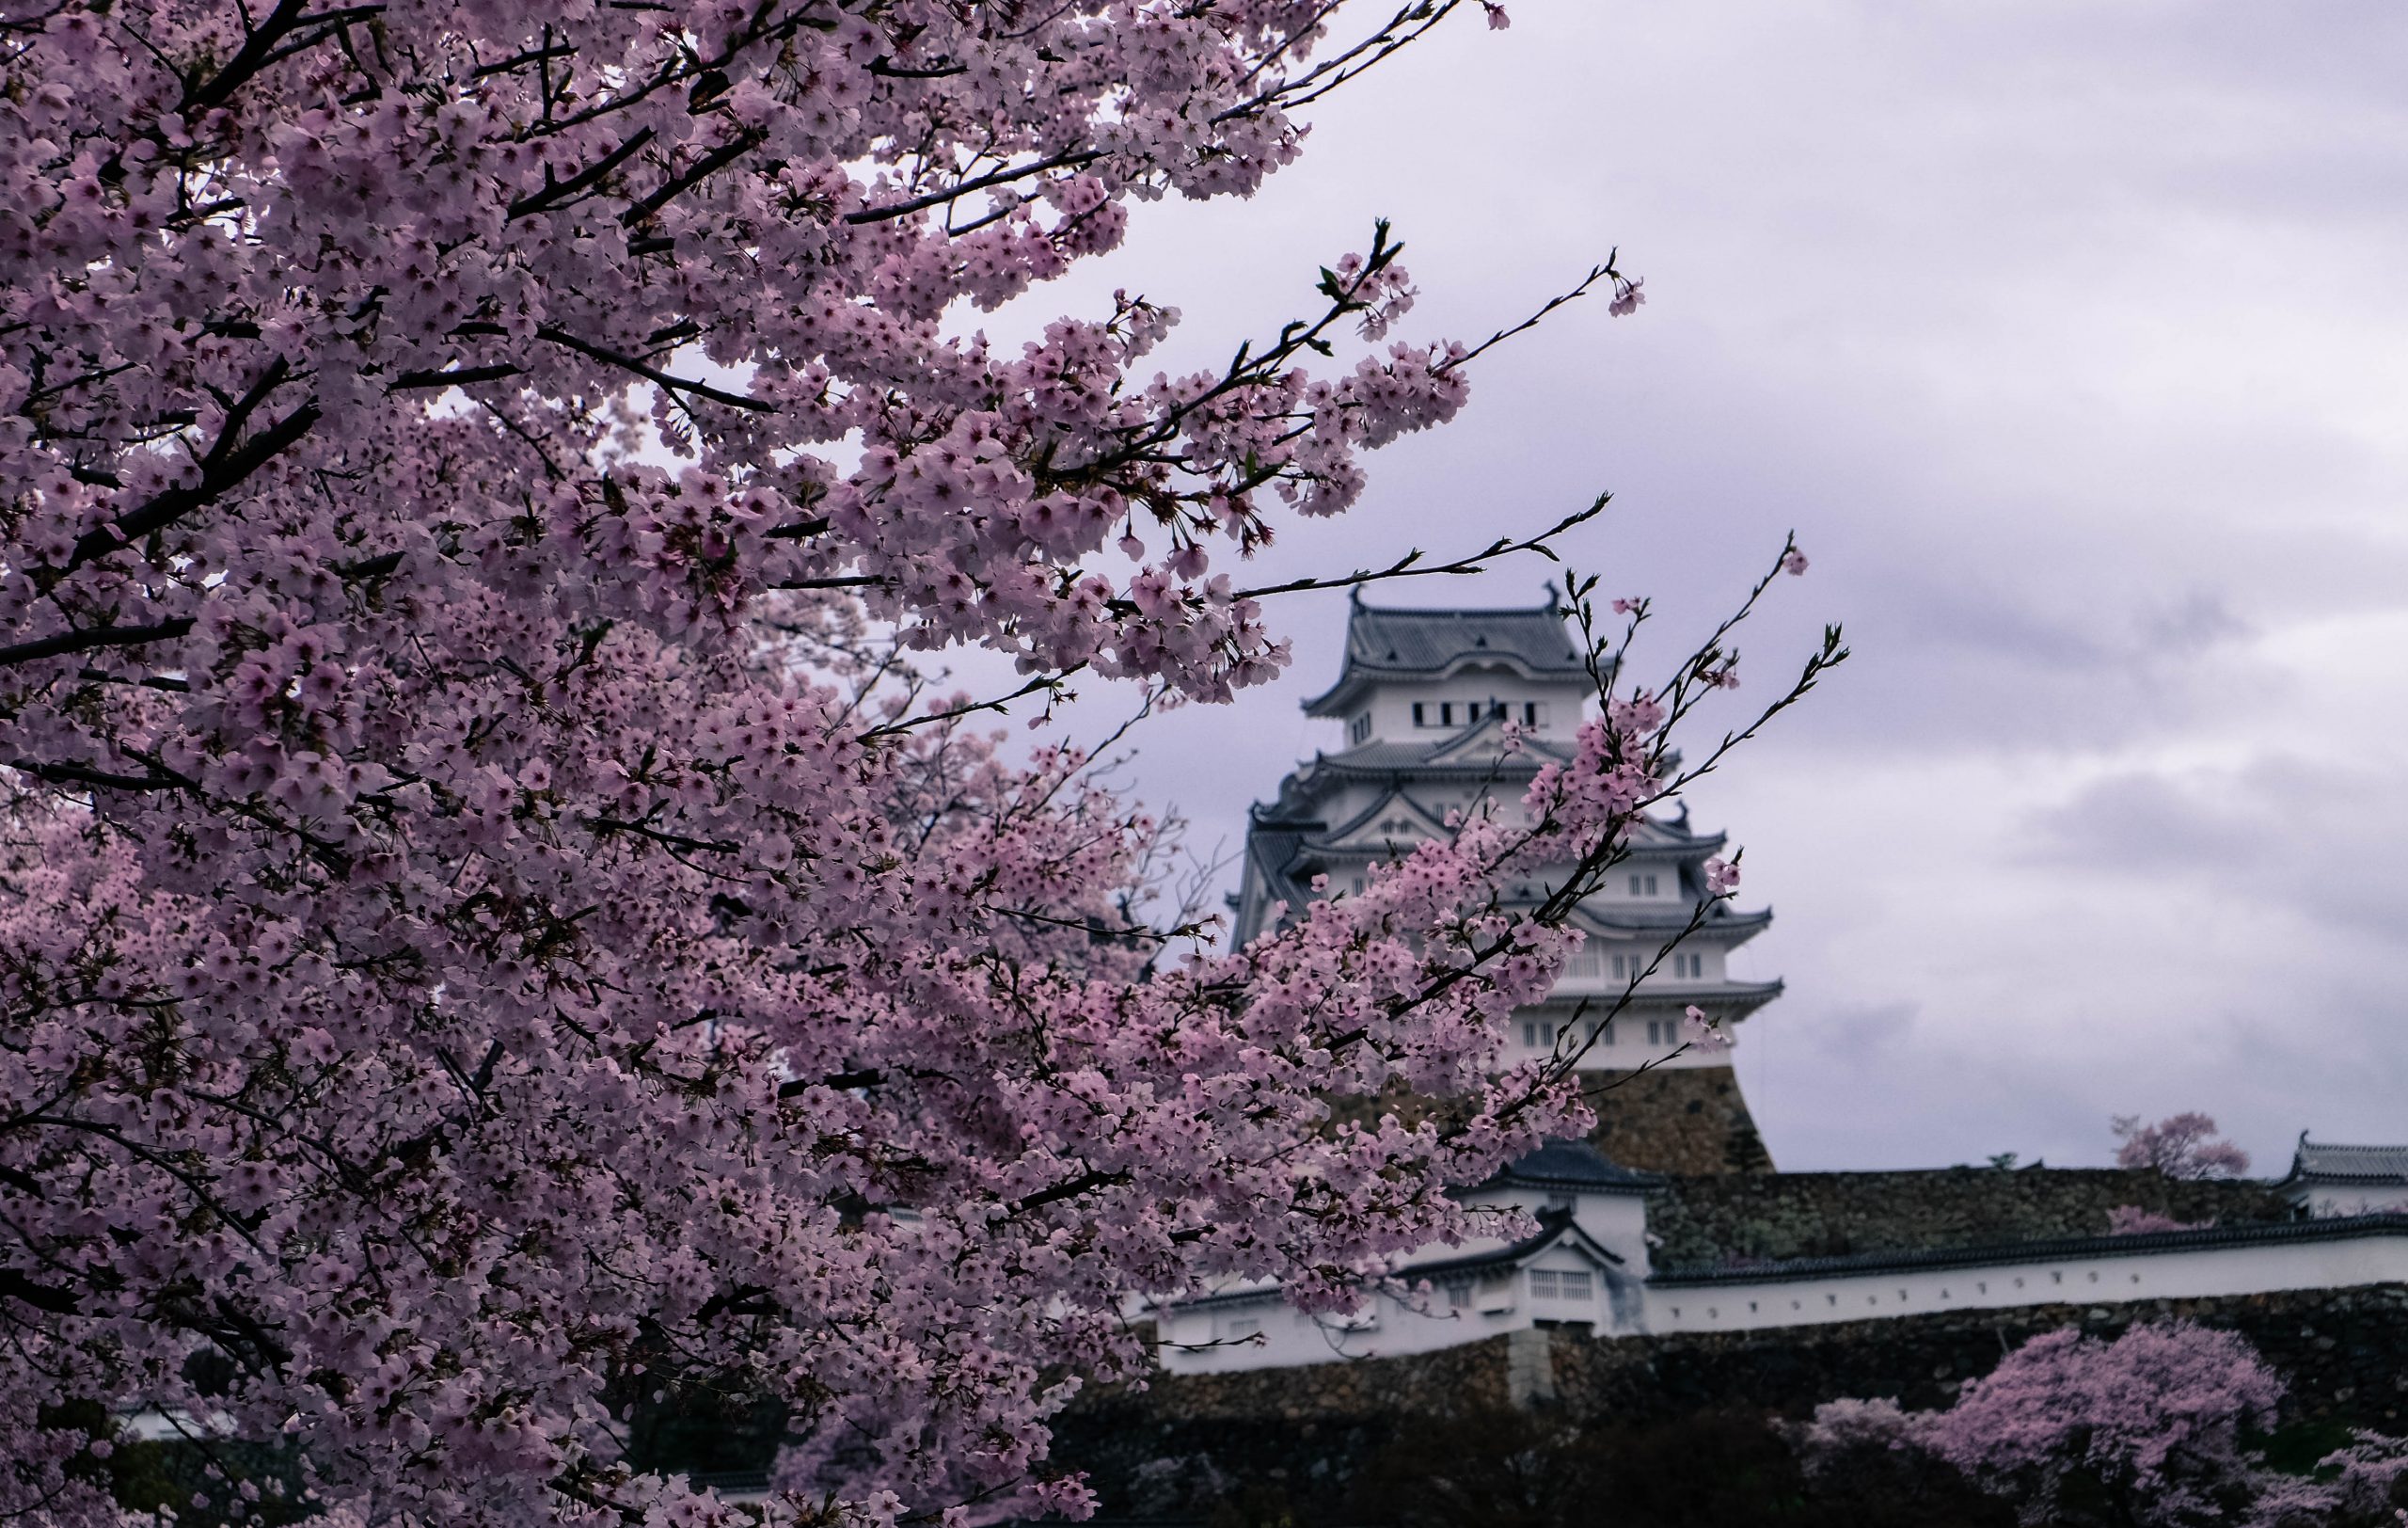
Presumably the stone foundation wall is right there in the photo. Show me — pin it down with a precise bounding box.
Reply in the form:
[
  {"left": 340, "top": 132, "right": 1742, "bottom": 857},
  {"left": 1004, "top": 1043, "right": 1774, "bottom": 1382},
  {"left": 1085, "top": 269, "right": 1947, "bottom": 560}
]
[
  {"left": 1645, "top": 1167, "right": 2297, "bottom": 1266},
  {"left": 1108, "top": 1284, "right": 2408, "bottom": 1430},
  {"left": 1580, "top": 1064, "right": 1771, "bottom": 1175},
  {"left": 1056, "top": 1286, "right": 2408, "bottom": 1510},
  {"left": 1550, "top": 1284, "right": 2408, "bottom": 1428}
]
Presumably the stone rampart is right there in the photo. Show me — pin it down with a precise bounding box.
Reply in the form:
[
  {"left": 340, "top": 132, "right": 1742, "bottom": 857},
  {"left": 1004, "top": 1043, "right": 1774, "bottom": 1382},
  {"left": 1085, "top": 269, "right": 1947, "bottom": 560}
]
[
  {"left": 1646, "top": 1166, "right": 2295, "bottom": 1266},
  {"left": 1057, "top": 1285, "right": 2408, "bottom": 1512},
  {"left": 1580, "top": 1064, "right": 1771, "bottom": 1174}
]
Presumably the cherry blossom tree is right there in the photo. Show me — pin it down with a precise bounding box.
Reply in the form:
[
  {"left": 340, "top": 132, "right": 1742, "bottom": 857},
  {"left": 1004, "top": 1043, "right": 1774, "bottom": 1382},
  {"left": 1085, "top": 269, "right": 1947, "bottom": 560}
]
[
  {"left": 2114, "top": 1113, "right": 2253, "bottom": 1181},
  {"left": 0, "top": 2, "right": 1838, "bottom": 1524},
  {"left": 1798, "top": 1322, "right": 2408, "bottom": 1528}
]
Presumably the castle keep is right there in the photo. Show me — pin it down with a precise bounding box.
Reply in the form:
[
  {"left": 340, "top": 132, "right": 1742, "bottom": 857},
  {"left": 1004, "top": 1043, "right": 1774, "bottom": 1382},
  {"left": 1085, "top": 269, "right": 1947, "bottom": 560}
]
[{"left": 1232, "top": 592, "right": 1777, "bottom": 1174}]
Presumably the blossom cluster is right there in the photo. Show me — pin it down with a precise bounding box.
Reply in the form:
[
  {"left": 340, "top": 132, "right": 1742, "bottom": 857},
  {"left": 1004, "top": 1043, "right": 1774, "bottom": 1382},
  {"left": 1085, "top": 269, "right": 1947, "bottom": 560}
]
[
  {"left": 1798, "top": 1322, "right": 2408, "bottom": 1528},
  {"left": 0, "top": 3, "right": 1690, "bottom": 1524}
]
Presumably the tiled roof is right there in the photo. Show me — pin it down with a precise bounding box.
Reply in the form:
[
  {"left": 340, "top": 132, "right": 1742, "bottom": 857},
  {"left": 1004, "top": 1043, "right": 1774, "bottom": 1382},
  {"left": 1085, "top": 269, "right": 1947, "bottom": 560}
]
[
  {"left": 1304, "top": 597, "right": 1586, "bottom": 714},
  {"left": 2289, "top": 1138, "right": 2408, "bottom": 1185},
  {"left": 1157, "top": 1210, "right": 1624, "bottom": 1313},
  {"left": 1481, "top": 1139, "right": 1663, "bottom": 1194}
]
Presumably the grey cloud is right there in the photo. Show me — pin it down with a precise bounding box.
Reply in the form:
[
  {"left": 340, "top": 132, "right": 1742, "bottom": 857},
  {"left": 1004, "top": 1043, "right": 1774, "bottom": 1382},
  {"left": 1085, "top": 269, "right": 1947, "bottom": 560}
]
[{"left": 1006, "top": 0, "right": 2408, "bottom": 1173}]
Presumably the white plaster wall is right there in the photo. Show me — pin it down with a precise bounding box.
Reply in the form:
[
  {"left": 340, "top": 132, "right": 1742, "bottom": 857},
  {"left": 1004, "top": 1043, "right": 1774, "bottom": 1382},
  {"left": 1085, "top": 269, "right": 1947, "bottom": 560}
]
[
  {"left": 2298, "top": 1186, "right": 2408, "bottom": 1217},
  {"left": 1157, "top": 1180, "right": 1655, "bottom": 1374},
  {"left": 1162, "top": 1229, "right": 2408, "bottom": 1376},
  {"left": 1558, "top": 943, "right": 1729, "bottom": 989},
  {"left": 1644, "top": 1230, "right": 2408, "bottom": 1335},
  {"left": 1360, "top": 673, "right": 1591, "bottom": 743},
  {"left": 1508, "top": 1011, "right": 1743, "bottom": 1069},
  {"left": 1158, "top": 1249, "right": 1638, "bottom": 1374}
]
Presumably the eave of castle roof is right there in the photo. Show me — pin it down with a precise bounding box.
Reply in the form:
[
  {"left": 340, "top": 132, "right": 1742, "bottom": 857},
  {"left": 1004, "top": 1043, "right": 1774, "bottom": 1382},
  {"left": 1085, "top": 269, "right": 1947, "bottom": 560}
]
[
  {"left": 1476, "top": 1138, "right": 1664, "bottom": 1195},
  {"left": 2287, "top": 1138, "right": 2408, "bottom": 1186},
  {"left": 1157, "top": 1208, "right": 1629, "bottom": 1313}
]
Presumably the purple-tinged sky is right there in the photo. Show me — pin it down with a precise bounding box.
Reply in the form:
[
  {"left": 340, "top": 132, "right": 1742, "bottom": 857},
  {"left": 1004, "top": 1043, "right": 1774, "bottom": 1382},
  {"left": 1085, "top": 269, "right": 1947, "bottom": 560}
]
[{"left": 961, "top": 1, "right": 2408, "bottom": 1170}]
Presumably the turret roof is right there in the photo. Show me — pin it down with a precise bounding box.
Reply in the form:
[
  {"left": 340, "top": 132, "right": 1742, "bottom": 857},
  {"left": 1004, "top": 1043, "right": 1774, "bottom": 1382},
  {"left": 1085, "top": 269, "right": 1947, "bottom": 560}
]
[
  {"left": 1303, "top": 594, "right": 1588, "bottom": 715},
  {"left": 2287, "top": 1138, "right": 2408, "bottom": 1186},
  {"left": 1479, "top": 1138, "right": 1663, "bottom": 1195}
]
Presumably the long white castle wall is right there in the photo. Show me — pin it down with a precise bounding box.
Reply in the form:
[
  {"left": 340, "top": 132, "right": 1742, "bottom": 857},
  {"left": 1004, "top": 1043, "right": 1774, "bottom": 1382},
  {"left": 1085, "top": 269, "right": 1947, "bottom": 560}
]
[
  {"left": 1159, "top": 1218, "right": 2408, "bottom": 1374},
  {"left": 1642, "top": 1223, "right": 2408, "bottom": 1334}
]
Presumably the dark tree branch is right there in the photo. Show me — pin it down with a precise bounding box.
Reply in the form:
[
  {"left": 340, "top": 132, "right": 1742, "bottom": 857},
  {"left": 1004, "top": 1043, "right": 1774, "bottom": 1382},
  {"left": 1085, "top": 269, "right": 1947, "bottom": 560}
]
[
  {"left": 388, "top": 363, "right": 524, "bottom": 391},
  {"left": 508, "top": 126, "right": 657, "bottom": 220},
  {"left": 59, "top": 360, "right": 320, "bottom": 577},
  {"left": 0, "top": 616, "right": 195, "bottom": 669},
  {"left": 622, "top": 130, "right": 764, "bottom": 227},
  {"left": 8, "top": 758, "right": 189, "bottom": 792}
]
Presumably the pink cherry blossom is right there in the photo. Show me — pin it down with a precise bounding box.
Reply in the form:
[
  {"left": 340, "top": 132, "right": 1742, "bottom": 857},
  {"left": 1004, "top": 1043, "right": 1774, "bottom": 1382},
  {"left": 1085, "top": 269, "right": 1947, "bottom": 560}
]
[
  {"left": 1682, "top": 1005, "right": 1731, "bottom": 1053},
  {"left": 1801, "top": 1322, "right": 2405, "bottom": 1528},
  {"left": 0, "top": 4, "right": 1836, "bottom": 1523},
  {"left": 2112, "top": 1112, "right": 2253, "bottom": 1180}
]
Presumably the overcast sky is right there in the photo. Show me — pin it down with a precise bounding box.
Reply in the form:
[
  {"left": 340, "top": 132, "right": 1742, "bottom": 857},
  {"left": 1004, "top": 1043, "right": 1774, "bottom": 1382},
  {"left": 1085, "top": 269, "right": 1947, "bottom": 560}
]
[{"left": 964, "top": 1, "right": 2408, "bottom": 1171}]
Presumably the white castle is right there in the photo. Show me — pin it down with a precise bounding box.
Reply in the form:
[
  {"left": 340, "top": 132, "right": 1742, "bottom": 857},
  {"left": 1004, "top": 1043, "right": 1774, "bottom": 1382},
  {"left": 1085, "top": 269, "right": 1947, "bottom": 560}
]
[
  {"left": 1155, "top": 596, "right": 2408, "bottom": 1377},
  {"left": 1230, "top": 592, "right": 1781, "bottom": 1073}
]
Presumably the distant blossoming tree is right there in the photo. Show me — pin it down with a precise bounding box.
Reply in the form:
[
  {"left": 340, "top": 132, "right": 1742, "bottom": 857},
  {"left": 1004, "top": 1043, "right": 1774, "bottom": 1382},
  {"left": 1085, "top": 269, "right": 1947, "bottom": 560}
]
[
  {"left": 0, "top": 3, "right": 1836, "bottom": 1526},
  {"left": 2115, "top": 1113, "right": 2253, "bottom": 1180},
  {"left": 1799, "top": 1322, "right": 2408, "bottom": 1528}
]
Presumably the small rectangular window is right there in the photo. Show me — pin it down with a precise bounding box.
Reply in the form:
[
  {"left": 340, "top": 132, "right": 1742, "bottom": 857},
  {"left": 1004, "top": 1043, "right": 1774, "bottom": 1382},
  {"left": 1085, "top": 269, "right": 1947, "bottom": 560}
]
[
  {"left": 1628, "top": 874, "right": 1642, "bottom": 895},
  {"left": 1523, "top": 1021, "right": 1539, "bottom": 1046},
  {"left": 1598, "top": 1020, "right": 1615, "bottom": 1045},
  {"left": 1412, "top": 702, "right": 1428, "bottom": 726},
  {"left": 1448, "top": 1283, "right": 1471, "bottom": 1311},
  {"left": 1529, "top": 1269, "right": 1560, "bottom": 1298},
  {"left": 1560, "top": 1271, "right": 1592, "bottom": 1300},
  {"left": 1227, "top": 1317, "right": 1260, "bottom": 1340},
  {"left": 1523, "top": 702, "right": 1539, "bottom": 725},
  {"left": 1439, "top": 702, "right": 1454, "bottom": 725}
]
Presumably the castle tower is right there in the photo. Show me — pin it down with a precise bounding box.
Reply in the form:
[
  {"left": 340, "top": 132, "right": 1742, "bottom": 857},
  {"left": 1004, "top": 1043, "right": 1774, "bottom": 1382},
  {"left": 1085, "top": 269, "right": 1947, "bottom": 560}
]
[{"left": 1233, "top": 593, "right": 1780, "bottom": 1173}]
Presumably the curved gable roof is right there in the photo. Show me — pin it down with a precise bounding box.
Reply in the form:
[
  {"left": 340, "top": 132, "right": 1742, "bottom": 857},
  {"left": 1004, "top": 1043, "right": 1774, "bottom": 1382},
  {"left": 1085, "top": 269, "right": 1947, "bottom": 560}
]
[
  {"left": 1304, "top": 596, "right": 1588, "bottom": 715},
  {"left": 2289, "top": 1138, "right": 2408, "bottom": 1186}
]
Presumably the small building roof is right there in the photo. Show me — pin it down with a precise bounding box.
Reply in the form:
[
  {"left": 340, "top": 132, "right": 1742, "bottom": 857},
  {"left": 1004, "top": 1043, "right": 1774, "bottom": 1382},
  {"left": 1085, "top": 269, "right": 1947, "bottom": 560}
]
[
  {"left": 1303, "top": 595, "right": 1588, "bottom": 716},
  {"left": 2288, "top": 1138, "right": 2408, "bottom": 1186},
  {"left": 1480, "top": 1138, "right": 1664, "bottom": 1195},
  {"left": 1157, "top": 1206, "right": 1624, "bottom": 1313}
]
